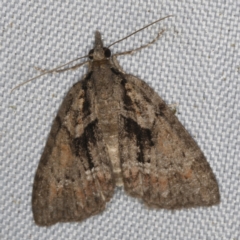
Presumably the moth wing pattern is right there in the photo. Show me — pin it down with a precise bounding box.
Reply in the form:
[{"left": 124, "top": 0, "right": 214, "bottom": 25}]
[
  {"left": 119, "top": 73, "right": 220, "bottom": 209},
  {"left": 32, "top": 78, "right": 115, "bottom": 226},
  {"left": 31, "top": 27, "right": 220, "bottom": 227}
]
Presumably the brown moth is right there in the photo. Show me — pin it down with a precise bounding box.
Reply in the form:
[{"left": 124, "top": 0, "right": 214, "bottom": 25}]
[{"left": 30, "top": 17, "right": 220, "bottom": 226}]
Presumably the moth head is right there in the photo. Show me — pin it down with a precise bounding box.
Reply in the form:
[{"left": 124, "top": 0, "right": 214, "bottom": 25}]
[
  {"left": 88, "top": 31, "right": 111, "bottom": 60},
  {"left": 88, "top": 47, "right": 111, "bottom": 60}
]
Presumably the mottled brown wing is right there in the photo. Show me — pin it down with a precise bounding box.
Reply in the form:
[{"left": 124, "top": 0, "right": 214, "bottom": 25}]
[
  {"left": 32, "top": 77, "right": 115, "bottom": 226},
  {"left": 119, "top": 74, "right": 220, "bottom": 209}
]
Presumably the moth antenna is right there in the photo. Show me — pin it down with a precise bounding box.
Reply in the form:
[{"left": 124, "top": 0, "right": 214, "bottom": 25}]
[
  {"left": 107, "top": 15, "right": 173, "bottom": 48},
  {"left": 11, "top": 55, "right": 89, "bottom": 93},
  {"left": 12, "top": 16, "right": 173, "bottom": 93}
]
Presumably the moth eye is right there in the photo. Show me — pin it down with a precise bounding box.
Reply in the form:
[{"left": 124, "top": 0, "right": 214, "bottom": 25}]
[
  {"left": 104, "top": 48, "right": 111, "bottom": 58},
  {"left": 88, "top": 49, "right": 94, "bottom": 59}
]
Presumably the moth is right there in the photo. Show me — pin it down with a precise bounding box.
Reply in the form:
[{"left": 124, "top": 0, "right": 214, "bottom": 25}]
[{"left": 26, "top": 16, "right": 220, "bottom": 226}]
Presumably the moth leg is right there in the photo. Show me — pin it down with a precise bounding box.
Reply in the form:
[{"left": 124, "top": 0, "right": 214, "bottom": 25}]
[{"left": 113, "top": 29, "right": 165, "bottom": 57}]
